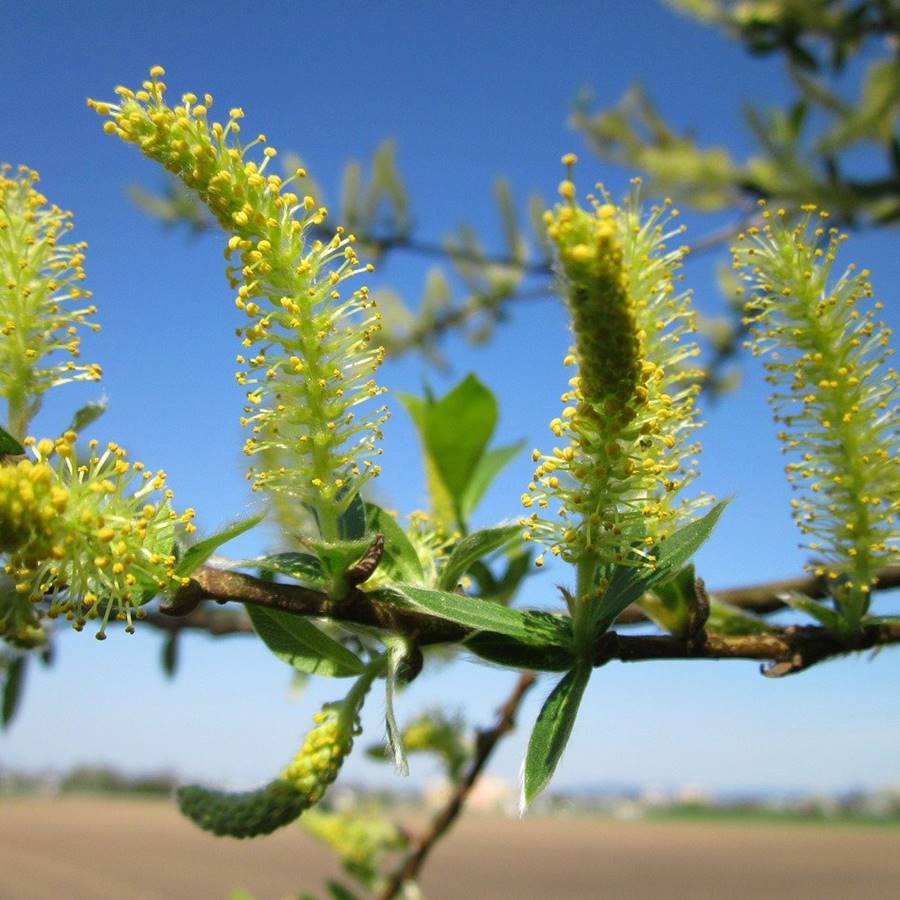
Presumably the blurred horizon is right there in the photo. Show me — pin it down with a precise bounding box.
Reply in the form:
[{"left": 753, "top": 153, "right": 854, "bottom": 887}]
[{"left": 2, "top": 0, "right": 899, "bottom": 796}]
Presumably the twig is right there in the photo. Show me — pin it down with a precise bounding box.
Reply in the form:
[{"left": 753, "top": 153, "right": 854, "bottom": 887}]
[
  {"left": 375, "top": 673, "right": 536, "bottom": 900},
  {"left": 593, "top": 622, "right": 900, "bottom": 677},
  {"left": 159, "top": 565, "right": 900, "bottom": 672},
  {"left": 614, "top": 563, "right": 900, "bottom": 624}
]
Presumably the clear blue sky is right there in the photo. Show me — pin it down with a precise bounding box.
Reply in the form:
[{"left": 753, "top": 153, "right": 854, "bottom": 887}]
[{"left": 2, "top": 0, "right": 899, "bottom": 794}]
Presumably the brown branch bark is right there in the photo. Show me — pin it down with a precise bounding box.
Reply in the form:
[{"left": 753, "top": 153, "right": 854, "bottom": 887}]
[
  {"left": 614, "top": 563, "right": 900, "bottom": 624},
  {"left": 159, "top": 564, "right": 900, "bottom": 672},
  {"left": 375, "top": 673, "right": 536, "bottom": 900},
  {"left": 162, "top": 566, "right": 468, "bottom": 645}
]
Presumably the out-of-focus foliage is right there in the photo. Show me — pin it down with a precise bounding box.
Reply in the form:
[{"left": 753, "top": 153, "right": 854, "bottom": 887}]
[
  {"left": 128, "top": 4, "right": 900, "bottom": 408},
  {"left": 576, "top": 0, "right": 900, "bottom": 226}
]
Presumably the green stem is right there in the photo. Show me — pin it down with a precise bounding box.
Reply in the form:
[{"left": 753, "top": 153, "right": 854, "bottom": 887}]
[
  {"left": 337, "top": 654, "right": 386, "bottom": 733},
  {"left": 572, "top": 553, "right": 598, "bottom": 661}
]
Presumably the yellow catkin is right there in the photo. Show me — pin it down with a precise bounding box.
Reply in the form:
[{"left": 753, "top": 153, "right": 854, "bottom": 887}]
[
  {"left": 524, "top": 165, "right": 708, "bottom": 566},
  {"left": 89, "top": 70, "right": 388, "bottom": 533},
  {"left": 735, "top": 202, "right": 900, "bottom": 622}
]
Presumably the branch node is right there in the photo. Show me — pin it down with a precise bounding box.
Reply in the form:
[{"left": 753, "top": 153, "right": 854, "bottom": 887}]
[
  {"left": 687, "top": 577, "right": 710, "bottom": 653},
  {"left": 345, "top": 534, "right": 385, "bottom": 587},
  {"left": 159, "top": 580, "right": 204, "bottom": 617}
]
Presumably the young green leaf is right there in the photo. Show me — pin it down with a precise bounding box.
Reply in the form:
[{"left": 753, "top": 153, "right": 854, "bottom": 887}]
[
  {"left": 2, "top": 655, "right": 26, "bottom": 728},
  {"left": 638, "top": 564, "right": 695, "bottom": 637},
  {"left": 465, "top": 632, "right": 574, "bottom": 672},
  {"left": 0, "top": 425, "right": 24, "bottom": 457},
  {"left": 459, "top": 441, "right": 525, "bottom": 521},
  {"left": 424, "top": 374, "right": 497, "bottom": 503},
  {"left": 397, "top": 376, "right": 500, "bottom": 526},
  {"left": 522, "top": 665, "right": 590, "bottom": 809},
  {"left": 254, "top": 552, "right": 325, "bottom": 587},
  {"left": 161, "top": 633, "right": 179, "bottom": 679},
  {"left": 396, "top": 391, "right": 456, "bottom": 527},
  {"left": 67, "top": 399, "right": 107, "bottom": 434},
  {"left": 393, "top": 583, "right": 570, "bottom": 647},
  {"left": 338, "top": 491, "right": 367, "bottom": 541},
  {"left": 175, "top": 514, "right": 265, "bottom": 578},
  {"left": 784, "top": 593, "right": 846, "bottom": 631},
  {"left": 384, "top": 640, "right": 410, "bottom": 776},
  {"left": 246, "top": 605, "right": 365, "bottom": 678},
  {"left": 327, "top": 881, "right": 361, "bottom": 900},
  {"left": 437, "top": 524, "right": 521, "bottom": 592},
  {"left": 706, "top": 600, "right": 775, "bottom": 636},
  {"left": 591, "top": 501, "right": 728, "bottom": 636},
  {"left": 365, "top": 503, "right": 424, "bottom": 583}
]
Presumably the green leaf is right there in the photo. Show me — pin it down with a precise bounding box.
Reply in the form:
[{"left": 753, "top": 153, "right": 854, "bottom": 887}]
[
  {"left": 460, "top": 441, "right": 525, "bottom": 521},
  {"left": 638, "top": 564, "right": 695, "bottom": 637},
  {"left": 255, "top": 552, "right": 325, "bottom": 587},
  {"left": 522, "top": 665, "right": 590, "bottom": 808},
  {"left": 246, "top": 605, "right": 365, "bottom": 678},
  {"left": 784, "top": 593, "right": 845, "bottom": 631},
  {"left": 2, "top": 655, "right": 26, "bottom": 728},
  {"left": 0, "top": 426, "right": 24, "bottom": 457},
  {"left": 384, "top": 641, "right": 409, "bottom": 775},
  {"left": 492, "top": 550, "right": 534, "bottom": 605},
  {"left": 307, "top": 537, "right": 372, "bottom": 586},
  {"left": 175, "top": 514, "right": 265, "bottom": 579},
  {"left": 327, "top": 882, "right": 361, "bottom": 900},
  {"left": 365, "top": 503, "right": 424, "bottom": 583},
  {"left": 438, "top": 524, "right": 521, "bottom": 592},
  {"left": 466, "top": 633, "right": 574, "bottom": 671},
  {"left": 161, "top": 633, "right": 178, "bottom": 679},
  {"left": 396, "top": 390, "right": 456, "bottom": 527},
  {"left": 706, "top": 600, "right": 775, "bottom": 636},
  {"left": 398, "top": 376, "right": 501, "bottom": 527},
  {"left": 425, "top": 374, "right": 497, "bottom": 503},
  {"left": 592, "top": 501, "right": 727, "bottom": 636},
  {"left": 393, "top": 583, "right": 570, "bottom": 647},
  {"left": 67, "top": 399, "right": 107, "bottom": 434},
  {"left": 338, "top": 491, "right": 367, "bottom": 540}
]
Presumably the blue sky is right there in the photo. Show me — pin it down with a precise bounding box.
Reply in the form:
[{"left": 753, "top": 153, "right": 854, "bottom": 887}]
[{"left": 2, "top": 0, "right": 899, "bottom": 793}]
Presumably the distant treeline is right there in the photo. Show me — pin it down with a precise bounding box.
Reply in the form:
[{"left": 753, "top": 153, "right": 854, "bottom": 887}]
[{"left": 1, "top": 765, "right": 177, "bottom": 796}]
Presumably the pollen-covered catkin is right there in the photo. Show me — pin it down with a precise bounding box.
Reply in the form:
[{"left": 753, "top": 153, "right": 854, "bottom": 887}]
[
  {"left": 0, "top": 165, "right": 101, "bottom": 436},
  {"left": 734, "top": 203, "right": 900, "bottom": 625},
  {"left": 89, "top": 68, "right": 388, "bottom": 539},
  {"left": 522, "top": 159, "right": 707, "bottom": 569},
  {"left": 1, "top": 434, "right": 192, "bottom": 637}
]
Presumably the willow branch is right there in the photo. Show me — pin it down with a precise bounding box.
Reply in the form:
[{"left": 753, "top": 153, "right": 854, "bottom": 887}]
[
  {"left": 156, "top": 562, "right": 900, "bottom": 630},
  {"left": 375, "top": 673, "right": 536, "bottom": 900},
  {"left": 161, "top": 564, "right": 900, "bottom": 672},
  {"left": 615, "top": 563, "right": 900, "bottom": 624}
]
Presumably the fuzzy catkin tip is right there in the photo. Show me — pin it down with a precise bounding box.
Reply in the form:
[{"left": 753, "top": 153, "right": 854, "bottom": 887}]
[{"left": 522, "top": 168, "right": 708, "bottom": 568}]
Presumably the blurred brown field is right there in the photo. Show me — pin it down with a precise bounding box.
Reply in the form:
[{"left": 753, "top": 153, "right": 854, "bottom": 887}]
[{"left": 1, "top": 796, "right": 898, "bottom": 899}]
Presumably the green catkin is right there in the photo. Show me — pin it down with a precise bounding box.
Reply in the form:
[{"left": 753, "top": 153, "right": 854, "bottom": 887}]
[
  {"left": 1, "top": 435, "right": 191, "bottom": 638},
  {"left": 521, "top": 157, "right": 707, "bottom": 570},
  {"left": 177, "top": 704, "right": 355, "bottom": 838},
  {"left": 89, "top": 67, "right": 388, "bottom": 539},
  {"left": 734, "top": 202, "right": 900, "bottom": 627},
  {"left": 0, "top": 165, "right": 102, "bottom": 437}
]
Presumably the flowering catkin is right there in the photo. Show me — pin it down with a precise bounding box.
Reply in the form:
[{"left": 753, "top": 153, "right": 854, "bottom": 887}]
[
  {"left": 734, "top": 203, "right": 900, "bottom": 625},
  {"left": 0, "top": 165, "right": 101, "bottom": 436},
  {"left": 1, "top": 434, "right": 193, "bottom": 637},
  {"left": 522, "top": 161, "right": 706, "bottom": 568},
  {"left": 89, "top": 67, "right": 388, "bottom": 540}
]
